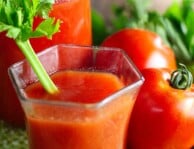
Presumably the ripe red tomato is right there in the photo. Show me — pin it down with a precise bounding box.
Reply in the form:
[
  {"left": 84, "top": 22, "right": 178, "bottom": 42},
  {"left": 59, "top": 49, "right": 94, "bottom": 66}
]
[
  {"left": 127, "top": 67, "right": 194, "bottom": 149},
  {"left": 101, "top": 28, "right": 177, "bottom": 71}
]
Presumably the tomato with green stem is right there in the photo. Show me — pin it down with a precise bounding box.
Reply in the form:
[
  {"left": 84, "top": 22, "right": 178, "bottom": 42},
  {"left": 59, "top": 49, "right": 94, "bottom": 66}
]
[
  {"left": 101, "top": 28, "right": 177, "bottom": 71},
  {"left": 127, "top": 64, "right": 194, "bottom": 149}
]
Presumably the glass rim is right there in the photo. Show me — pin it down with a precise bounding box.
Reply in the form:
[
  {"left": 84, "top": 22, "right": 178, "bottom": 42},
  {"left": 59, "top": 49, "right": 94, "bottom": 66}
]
[{"left": 8, "top": 44, "right": 144, "bottom": 109}]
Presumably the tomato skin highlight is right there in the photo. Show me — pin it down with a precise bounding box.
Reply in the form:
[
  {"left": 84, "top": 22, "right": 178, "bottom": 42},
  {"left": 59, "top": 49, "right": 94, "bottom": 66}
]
[
  {"left": 127, "top": 68, "right": 194, "bottom": 149},
  {"left": 101, "top": 28, "right": 177, "bottom": 71}
]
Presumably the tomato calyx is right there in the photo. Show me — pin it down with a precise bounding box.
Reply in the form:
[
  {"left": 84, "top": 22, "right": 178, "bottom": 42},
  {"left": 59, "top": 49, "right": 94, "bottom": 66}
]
[{"left": 170, "top": 63, "right": 193, "bottom": 90}]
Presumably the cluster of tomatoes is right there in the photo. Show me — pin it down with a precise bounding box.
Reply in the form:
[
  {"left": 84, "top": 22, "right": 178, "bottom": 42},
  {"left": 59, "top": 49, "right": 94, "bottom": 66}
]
[{"left": 101, "top": 28, "right": 194, "bottom": 149}]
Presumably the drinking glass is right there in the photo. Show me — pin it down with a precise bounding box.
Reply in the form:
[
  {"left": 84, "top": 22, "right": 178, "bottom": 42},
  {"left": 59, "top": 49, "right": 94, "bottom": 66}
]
[{"left": 9, "top": 44, "right": 144, "bottom": 149}]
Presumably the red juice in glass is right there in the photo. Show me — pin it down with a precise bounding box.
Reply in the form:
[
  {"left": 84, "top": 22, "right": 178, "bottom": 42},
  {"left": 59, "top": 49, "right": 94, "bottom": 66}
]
[
  {"left": 0, "top": 0, "right": 92, "bottom": 126},
  {"left": 25, "top": 70, "right": 133, "bottom": 149},
  {"left": 31, "top": 0, "right": 92, "bottom": 51},
  {"left": 8, "top": 45, "right": 144, "bottom": 148}
]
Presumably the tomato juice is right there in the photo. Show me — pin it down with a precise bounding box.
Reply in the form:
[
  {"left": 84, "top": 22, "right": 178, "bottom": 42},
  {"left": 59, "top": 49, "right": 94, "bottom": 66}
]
[
  {"left": 0, "top": 0, "right": 92, "bottom": 126},
  {"left": 24, "top": 70, "right": 134, "bottom": 149},
  {"left": 8, "top": 45, "right": 144, "bottom": 148},
  {"left": 31, "top": 0, "right": 92, "bottom": 51}
]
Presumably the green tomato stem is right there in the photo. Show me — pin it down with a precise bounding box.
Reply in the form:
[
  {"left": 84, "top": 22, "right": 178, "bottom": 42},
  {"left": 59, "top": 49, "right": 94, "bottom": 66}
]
[
  {"left": 170, "top": 63, "right": 193, "bottom": 90},
  {"left": 16, "top": 40, "right": 58, "bottom": 94}
]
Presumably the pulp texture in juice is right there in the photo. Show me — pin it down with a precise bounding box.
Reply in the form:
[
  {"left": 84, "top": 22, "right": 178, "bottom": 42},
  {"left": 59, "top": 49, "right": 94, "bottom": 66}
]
[{"left": 25, "top": 70, "right": 134, "bottom": 149}]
